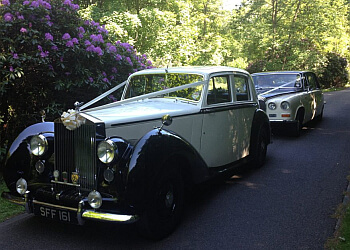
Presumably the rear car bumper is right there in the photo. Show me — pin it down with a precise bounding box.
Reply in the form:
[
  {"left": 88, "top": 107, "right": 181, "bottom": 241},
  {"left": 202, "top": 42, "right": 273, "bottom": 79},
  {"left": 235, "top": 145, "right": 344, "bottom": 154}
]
[{"left": 1, "top": 191, "right": 138, "bottom": 224}]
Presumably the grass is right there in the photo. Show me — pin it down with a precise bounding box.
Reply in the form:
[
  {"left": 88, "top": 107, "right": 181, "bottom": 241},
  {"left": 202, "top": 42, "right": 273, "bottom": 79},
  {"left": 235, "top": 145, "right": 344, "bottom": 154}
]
[{"left": 0, "top": 175, "right": 25, "bottom": 222}]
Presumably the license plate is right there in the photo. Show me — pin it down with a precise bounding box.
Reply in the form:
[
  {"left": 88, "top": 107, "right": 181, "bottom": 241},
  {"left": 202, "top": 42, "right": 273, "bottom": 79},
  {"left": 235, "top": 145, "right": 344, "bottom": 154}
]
[{"left": 34, "top": 204, "right": 77, "bottom": 224}]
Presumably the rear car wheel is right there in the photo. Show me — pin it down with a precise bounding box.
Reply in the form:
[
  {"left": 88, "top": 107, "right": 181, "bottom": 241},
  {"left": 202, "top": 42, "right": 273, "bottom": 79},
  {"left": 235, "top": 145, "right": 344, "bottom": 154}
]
[
  {"left": 292, "top": 111, "right": 303, "bottom": 137},
  {"left": 252, "top": 126, "right": 268, "bottom": 168},
  {"left": 138, "top": 166, "right": 184, "bottom": 240}
]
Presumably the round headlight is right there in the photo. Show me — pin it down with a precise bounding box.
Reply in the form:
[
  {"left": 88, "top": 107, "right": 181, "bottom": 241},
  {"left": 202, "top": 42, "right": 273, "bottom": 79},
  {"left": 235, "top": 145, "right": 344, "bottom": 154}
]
[
  {"left": 30, "top": 135, "right": 48, "bottom": 156},
  {"left": 16, "top": 178, "right": 27, "bottom": 195},
  {"left": 281, "top": 101, "right": 290, "bottom": 110},
  {"left": 268, "top": 102, "right": 277, "bottom": 110},
  {"left": 97, "top": 140, "right": 117, "bottom": 164},
  {"left": 88, "top": 190, "right": 102, "bottom": 209}
]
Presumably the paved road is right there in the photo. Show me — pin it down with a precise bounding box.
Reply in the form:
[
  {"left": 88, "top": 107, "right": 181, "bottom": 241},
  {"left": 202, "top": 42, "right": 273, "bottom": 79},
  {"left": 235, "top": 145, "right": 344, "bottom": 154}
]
[{"left": 1, "top": 89, "right": 350, "bottom": 249}]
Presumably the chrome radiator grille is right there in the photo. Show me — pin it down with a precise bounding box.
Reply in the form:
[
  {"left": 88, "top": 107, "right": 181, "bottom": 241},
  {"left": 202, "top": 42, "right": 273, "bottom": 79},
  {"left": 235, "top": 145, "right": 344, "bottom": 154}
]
[{"left": 54, "top": 122, "right": 97, "bottom": 190}]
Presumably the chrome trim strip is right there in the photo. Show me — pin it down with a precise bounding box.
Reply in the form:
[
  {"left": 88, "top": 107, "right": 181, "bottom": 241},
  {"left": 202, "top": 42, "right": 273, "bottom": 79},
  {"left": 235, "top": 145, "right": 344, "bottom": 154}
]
[
  {"left": 82, "top": 210, "right": 138, "bottom": 223},
  {"left": 50, "top": 180, "right": 80, "bottom": 187},
  {"left": 1, "top": 192, "right": 26, "bottom": 206},
  {"left": 33, "top": 200, "right": 78, "bottom": 212}
]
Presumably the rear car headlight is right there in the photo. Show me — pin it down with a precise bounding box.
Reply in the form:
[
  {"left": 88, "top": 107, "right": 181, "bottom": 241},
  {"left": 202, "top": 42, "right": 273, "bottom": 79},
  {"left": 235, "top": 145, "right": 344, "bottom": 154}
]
[
  {"left": 281, "top": 101, "right": 290, "bottom": 110},
  {"left": 268, "top": 102, "right": 277, "bottom": 110},
  {"left": 97, "top": 140, "right": 117, "bottom": 164},
  {"left": 30, "top": 134, "right": 48, "bottom": 156},
  {"left": 88, "top": 190, "right": 102, "bottom": 209},
  {"left": 16, "top": 178, "right": 27, "bottom": 195}
]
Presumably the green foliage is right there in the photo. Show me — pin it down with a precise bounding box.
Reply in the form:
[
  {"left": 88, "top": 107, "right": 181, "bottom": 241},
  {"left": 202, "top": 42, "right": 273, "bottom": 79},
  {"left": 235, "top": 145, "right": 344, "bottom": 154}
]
[
  {"left": 319, "top": 53, "right": 349, "bottom": 88},
  {"left": 0, "top": 176, "right": 24, "bottom": 221},
  {"left": 0, "top": 0, "right": 152, "bottom": 167}
]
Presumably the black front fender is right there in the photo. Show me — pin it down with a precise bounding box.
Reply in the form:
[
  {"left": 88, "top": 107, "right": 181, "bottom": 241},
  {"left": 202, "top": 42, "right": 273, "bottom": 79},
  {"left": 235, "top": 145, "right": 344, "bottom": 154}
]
[
  {"left": 125, "top": 128, "right": 209, "bottom": 213},
  {"left": 3, "top": 122, "right": 54, "bottom": 194}
]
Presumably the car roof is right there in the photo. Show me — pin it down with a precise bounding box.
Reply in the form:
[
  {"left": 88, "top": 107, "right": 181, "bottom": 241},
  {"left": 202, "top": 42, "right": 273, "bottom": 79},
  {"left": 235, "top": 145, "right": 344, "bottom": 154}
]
[
  {"left": 251, "top": 71, "right": 310, "bottom": 76},
  {"left": 130, "top": 66, "right": 249, "bottom": 79}
]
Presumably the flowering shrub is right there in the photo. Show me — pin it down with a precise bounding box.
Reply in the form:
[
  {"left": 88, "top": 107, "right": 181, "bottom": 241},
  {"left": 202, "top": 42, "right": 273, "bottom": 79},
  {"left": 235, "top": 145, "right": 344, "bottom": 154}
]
[{"left": 0, "top": 0, "right": 152, "bottom": 165}]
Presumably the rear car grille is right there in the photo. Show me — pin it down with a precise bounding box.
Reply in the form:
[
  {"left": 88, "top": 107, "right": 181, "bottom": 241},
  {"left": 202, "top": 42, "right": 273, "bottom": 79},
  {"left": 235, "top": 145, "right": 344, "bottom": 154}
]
[{"left": 54, "top": 122, "right": 97, "bottom": 190}]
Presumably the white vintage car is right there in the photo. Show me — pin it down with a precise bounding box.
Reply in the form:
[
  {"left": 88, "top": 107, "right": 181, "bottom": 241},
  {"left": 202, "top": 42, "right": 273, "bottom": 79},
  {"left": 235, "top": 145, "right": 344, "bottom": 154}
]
[
  {"left": 3, "top": 66, "right": 270, "bottom": 239},
  {"left": 252, "top": 71, "right": 324, "bottom": 136}
]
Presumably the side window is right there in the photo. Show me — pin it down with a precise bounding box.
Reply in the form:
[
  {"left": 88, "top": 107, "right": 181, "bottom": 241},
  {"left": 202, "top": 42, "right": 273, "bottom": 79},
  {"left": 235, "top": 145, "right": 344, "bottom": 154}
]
[
  {"left": 234, "top": 75, "right": 250, "bottom": 101},
  {"left": 306, "top": 73, "right": 318, "bottom": 90},
  {"left": 206, "top": 75, "right": 231, "bottom": 105}
]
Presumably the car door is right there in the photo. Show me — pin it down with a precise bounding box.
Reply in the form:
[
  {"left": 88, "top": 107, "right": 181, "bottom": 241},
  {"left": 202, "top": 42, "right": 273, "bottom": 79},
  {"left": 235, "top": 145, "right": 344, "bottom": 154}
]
[
  {"left": 200, "top": 73, "right": 255, "bottom": 168},
  {"left": 304, "top": 72, "right": 323, "bottom": 121}
]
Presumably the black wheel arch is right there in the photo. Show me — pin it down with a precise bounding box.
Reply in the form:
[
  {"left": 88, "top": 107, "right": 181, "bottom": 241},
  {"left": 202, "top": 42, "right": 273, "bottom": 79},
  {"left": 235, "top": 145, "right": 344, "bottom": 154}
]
[
  {"left": 3, "top": 122, "right": 54, "bottom": 194},
  {"left": 125, "top": 128, "right": 209, "bottom": 213}
]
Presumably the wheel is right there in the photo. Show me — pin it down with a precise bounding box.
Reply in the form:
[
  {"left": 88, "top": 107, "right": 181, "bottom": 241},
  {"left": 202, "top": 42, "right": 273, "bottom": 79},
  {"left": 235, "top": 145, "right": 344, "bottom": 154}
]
[
  {"left": 292, "top": 111, "right": 303, "bottom": 137},
  {"left": 315, "top": 106, "right": 324, "bottom": 122},
  {"left": 252, "top": 126, "right": 268, "bottom": 168},
  {"left": 138, "top": 166, "right": 184, "bottom": 240}
]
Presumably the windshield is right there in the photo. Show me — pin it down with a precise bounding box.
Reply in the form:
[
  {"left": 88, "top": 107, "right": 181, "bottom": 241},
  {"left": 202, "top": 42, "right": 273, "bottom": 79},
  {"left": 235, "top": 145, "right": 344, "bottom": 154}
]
[
  {"left": 123, "top": 73, "right": 204, "bottom": 102},
  {"left": 253, "top": 73, "right": 302, "bottom": 90}
]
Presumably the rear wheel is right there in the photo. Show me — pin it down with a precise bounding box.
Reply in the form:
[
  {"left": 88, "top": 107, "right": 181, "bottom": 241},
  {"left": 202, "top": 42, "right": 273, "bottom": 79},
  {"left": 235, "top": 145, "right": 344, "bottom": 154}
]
[
  {"left": 252, "top": 126, "right": 268, "bottom": 168},
  {"left": 138, "top": 166, "right": 184, "bottom": 240}
]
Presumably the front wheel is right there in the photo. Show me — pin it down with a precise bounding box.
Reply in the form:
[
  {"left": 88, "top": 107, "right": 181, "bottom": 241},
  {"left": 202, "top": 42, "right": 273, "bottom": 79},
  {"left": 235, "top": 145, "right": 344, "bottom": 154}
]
[{"left": 138, "top": 166, "right": 184, "bottom": 240}]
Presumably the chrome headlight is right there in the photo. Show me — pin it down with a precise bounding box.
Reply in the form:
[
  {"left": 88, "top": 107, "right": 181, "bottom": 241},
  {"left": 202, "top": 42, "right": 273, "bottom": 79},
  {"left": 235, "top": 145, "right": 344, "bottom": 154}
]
[
  {"left": 30, "top": 134, "right": 48, "bottom": 156},
  {"left": 281, "top": 101, "right": 290, "bottom": 110},
  {"left": 16, "top": 178, "right": 27, "bottom": 195},
  {"left": 97, "top": 140, "right": 117, "bottom": 164},
  {"left": 268, "top": 102, "right": 277, "bottom": 110},
  {"left": 88, "top": 190, "right": 102, "bottom": 209}
]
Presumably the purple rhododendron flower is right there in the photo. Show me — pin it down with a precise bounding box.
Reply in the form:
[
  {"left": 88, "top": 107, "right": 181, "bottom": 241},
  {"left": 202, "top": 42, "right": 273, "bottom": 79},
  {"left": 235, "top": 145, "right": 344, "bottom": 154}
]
[
  {"left": 38, "top": 45, "right": 42, "bottom": 51},
  {"left": 13, "top": 53, "right": 19, "bottom": 59},
  {"left": 62, "top": 33, "right": 71, "bottom": 40},
  {"left": 23, "top": 1, "right": 30, "bottom": 5},
  {"left": 17, "top": 14, "right": 24, "bottom": 20},
  {"left": 115, "top": 54, "right": 122, "bottom": 61},
  {"left": 102, "top": 78, "right": 109, "bottom": 82},
  {"left": 51, "top": 45, "right": 58, "bottom": 50},
  {"left": 72, "top": 38, "right": 79, "bottom": 44},
  {"left": 4, "top": 13, "right": 13, "bottom": 22},
  {"left": 88, "top": 77, "right": 93, "bottom": 82},
  {"left": 47, "top": 21, "right": 53, "bottom": 26},
  {"left": 45, "top": 15, "right": 50, "bottom": 20},
  {"left": 86, "top": 44, "right": 95, "bottom": 52},
  {"left": 30, "top": 1, "right": 39, "bottom": 7},
  {"left": 40, "top": 51, "right": 49, "bottom": 57},
  {"left": 78, "top": 27, "right": 85, "bottom": 34},
  {"left": 9, "top": 66, "right": 14, "bottom": 72},
  {"left": 90, "top": 34, "right": 104, "bottom": 43},
  {"left": 126, "top": 57, "right": 133, "bottom": 66},
  {"left": 112, "top": 67, "right": 117, "bottom": 73},
  {"left": 94, "top": 46, "right": 103, "bottom": 56},
  {"left": 66, "top": 40, "right": 74, "bottom": 47},
  {"left": 45, "top": 33, "right": 53, "bottom": 41},
  {"left": 84, "top": 40, "right": 91, "bottom": 46},
  {"left": 20, "top": 27, "right": 27, "bottom": 33},
  {"left": 2, "top": 0, "right": 10, "bottom": 6}
]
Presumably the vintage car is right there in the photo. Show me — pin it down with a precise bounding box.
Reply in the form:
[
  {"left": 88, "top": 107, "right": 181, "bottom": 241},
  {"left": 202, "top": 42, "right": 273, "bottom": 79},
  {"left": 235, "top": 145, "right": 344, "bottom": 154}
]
[
  {"left": 252, "top": 71, "right": 324, "bottom": 136},
  {"left": 2, "top": 66, "right": 270, "bottom": 239}
]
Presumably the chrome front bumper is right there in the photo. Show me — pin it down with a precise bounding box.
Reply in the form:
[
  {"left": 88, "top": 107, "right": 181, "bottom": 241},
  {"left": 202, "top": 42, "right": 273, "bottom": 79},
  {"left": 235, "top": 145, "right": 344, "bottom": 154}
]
[{"left": 1, "top": 191, "right": 138, "bottom": 224}]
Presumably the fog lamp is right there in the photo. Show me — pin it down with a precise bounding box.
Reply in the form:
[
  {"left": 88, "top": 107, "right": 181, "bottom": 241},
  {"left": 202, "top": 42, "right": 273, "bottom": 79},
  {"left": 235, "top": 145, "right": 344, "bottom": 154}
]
[
  {"left": 88, "top": 190, "right": 102, "bottom": 209},
  {"left": 104, "top": 168, "right": 115, "bottom": 183},
  {"left": 30, "top": 134, "right": 48, "bottom": 156},
  {"left": 16, "top": 178, "right": 27, "bottom": 195},
  {"left": 35, "top": 160, "right": 45, "bottom": 174}
]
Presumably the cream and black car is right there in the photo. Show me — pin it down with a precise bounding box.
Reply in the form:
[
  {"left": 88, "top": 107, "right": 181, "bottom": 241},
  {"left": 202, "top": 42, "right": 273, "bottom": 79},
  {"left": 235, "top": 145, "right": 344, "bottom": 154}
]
[
  {"left": 252, "top": 71, "right": 324, "bottom": 136},
  {"left": 3, "top": 66, "right": 270, "bottom": 239}
]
